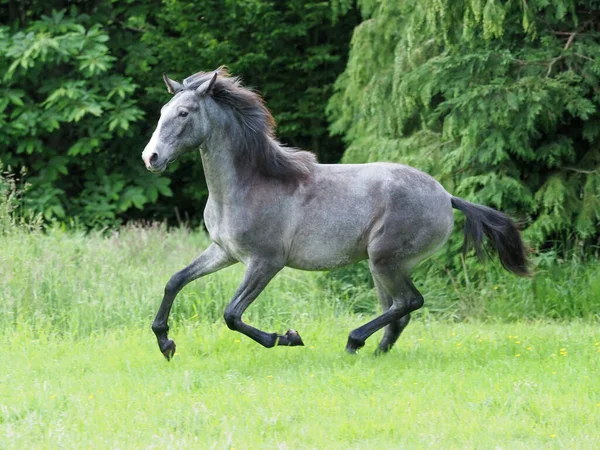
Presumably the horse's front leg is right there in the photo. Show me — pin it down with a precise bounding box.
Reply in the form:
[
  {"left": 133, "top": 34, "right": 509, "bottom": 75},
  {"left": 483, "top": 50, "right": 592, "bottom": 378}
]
[
  {"left": 152, "top": 243, "right": 235, "bottom": 360},
  {"left": 223, "top": 260, "right": 304, "bottom": 348}
]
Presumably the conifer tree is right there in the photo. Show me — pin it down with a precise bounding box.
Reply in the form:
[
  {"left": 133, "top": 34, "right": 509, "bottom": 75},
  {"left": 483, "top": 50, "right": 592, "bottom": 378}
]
[{"left": 329, "top": 0, "right": 600, "bottom": 250}]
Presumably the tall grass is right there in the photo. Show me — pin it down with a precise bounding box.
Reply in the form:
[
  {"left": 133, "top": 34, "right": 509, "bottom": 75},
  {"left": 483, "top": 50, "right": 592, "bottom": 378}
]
[
  {"left": 1, "top": 222, "right": 599, "bottom": 339},
  {"left": 1, "top": 161, "right": 599, "bottom": 338}
]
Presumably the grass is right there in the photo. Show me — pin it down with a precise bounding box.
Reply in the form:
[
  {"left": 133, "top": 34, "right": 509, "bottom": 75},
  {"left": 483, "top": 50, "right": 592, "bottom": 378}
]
[
  {"left": 1, "top": 224, "right": 600, "bottom": 448},
  {"left": 1, "top": 322, "right": 599, "bottom": 448}
]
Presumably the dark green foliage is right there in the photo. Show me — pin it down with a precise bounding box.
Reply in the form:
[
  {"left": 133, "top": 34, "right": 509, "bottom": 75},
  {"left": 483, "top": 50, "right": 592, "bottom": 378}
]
[
  {"left": 329, "top": 0, "right": 600, "bottom": 253},
  {"left": 0, "top": 0, "right": 358, "bottom": 226}
]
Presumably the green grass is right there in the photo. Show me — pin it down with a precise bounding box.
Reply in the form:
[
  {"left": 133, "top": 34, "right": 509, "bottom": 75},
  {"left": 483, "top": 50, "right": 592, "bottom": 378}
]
[
  {"left": 1, "top": 225, "right": 600, "bottom": 448},
  {"left": 1, "top": 322, "right": 599, "bottom": 448}
]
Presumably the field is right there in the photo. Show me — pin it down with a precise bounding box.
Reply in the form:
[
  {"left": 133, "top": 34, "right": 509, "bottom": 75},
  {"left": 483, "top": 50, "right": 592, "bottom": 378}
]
[{"left": 1, "top": 226, "right": 599, "bottom": 448}]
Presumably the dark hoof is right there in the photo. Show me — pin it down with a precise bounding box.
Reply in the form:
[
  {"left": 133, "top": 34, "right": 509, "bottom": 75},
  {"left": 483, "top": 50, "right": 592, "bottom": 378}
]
[
  {"left": 345, "top": 335, "right": 364, "bottom": 354},
  {"left": 277, "top": 329, "right": 305, "bottom": 346},
  {"left": 160, "top": 339, "right": 176, "bottom": 361}
]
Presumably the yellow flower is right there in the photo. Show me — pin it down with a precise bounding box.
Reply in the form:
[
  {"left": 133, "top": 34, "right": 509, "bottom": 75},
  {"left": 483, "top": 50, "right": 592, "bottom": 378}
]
[
  {"left": 267, "top": 375, "right": 272, "bottom": 378},
  {"left": 50, "top": 395, "right": 56, "bottom": 399},
  {"left": 551, "top": 434, "right": 556, "bottom": 438},
  {"left": 516, "top": 354, "right": 521, "bottom": 357},
  {"left": 235, "top": 339, "right": 241, "bottom": 343},
  {"left": 516, "top": 341, "right": 521, "bottom": 344},
  {"left": 88, "top": 394, "right": 94, "bottom": 399}
]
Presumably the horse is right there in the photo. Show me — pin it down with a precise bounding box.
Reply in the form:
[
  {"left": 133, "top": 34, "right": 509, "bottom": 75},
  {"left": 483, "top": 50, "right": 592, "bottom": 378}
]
[{"left": 141, "top": 68, "right": 528, "bottom": 360}]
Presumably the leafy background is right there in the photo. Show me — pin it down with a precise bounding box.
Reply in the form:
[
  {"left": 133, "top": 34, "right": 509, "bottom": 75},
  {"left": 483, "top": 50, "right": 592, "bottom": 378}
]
[
  {"left": 1, "top": 0, "right": 358, "bottom": 226},
  {"left": 1, "top": 0, "right": 599, "bottom": 258}
]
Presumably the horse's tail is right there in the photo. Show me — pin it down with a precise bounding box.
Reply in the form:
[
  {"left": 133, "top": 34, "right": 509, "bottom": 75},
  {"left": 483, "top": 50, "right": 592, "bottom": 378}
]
[{"left": 451, "top": 197, "right": 529, "bottom": 277}]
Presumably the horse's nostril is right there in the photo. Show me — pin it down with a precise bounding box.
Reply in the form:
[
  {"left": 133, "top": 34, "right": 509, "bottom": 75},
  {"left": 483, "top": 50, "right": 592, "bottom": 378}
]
[{"left": 150, "top": 153, "right": 158, "bottom": 164}]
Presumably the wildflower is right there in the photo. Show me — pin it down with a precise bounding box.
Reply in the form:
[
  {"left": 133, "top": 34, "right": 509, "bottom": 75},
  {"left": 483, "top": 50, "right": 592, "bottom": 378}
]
[
  {"left": 551, "top": 434, "right": 556, "bottom": 438},
  {"left": 516, "top": 354, "right": 521, "bottom": 357},
  {"left": 418, "top": 338, "right": 423, "bottom": 341},
  {"left": 235, "top": 339, "right": 241, "bottom": 343},
  {"left": 88, "top": 394, "right": 94, "bottom": 399},
  {"left": 527, "top": 346, "right": 532, "bottom": 350},
  {"left": 516, "top": 341, "right": 521, "bottom": 344},
  {"left": 267, "top": 375, "right": 272, "bottom": 378},
  {"left": 50, "top": 395, "right": 56, "bottom": 399}
]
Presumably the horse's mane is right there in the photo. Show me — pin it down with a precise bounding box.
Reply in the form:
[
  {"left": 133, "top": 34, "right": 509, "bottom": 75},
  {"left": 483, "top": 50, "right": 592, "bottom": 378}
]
[{"left": 182, "top": 68, "right": 317, "bottom": 181}]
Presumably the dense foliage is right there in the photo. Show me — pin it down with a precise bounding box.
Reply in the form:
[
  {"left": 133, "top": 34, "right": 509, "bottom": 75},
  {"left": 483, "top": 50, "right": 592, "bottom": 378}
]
[
  {"left": 329, "top": 0, "right": 600, "bottom": 251},
  {"left": 0, "top": 0, "right": 358, "bottom": 226}
]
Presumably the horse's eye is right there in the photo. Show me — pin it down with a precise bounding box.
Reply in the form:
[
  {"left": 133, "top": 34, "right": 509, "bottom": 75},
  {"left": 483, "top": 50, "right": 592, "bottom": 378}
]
[{"left": 179, "top": 110, "right": 189, "bottom": 118}]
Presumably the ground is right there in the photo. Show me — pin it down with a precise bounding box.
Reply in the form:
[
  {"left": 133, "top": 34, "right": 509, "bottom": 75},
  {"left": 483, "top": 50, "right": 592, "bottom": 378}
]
[{"left": 1, "top": 321, "right": 598, "bottom": 448}]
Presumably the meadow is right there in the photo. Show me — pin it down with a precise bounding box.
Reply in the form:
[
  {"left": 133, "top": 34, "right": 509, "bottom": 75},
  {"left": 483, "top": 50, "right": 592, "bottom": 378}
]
[{"left": 1, "top": 225, "right": 599, "bottom": 448}]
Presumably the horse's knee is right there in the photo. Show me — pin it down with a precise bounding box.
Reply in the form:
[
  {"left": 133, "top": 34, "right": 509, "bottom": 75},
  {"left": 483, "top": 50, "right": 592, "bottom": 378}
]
[
  {"left": 223, "top": 310, "right": 238, "bottom": 330},
  {"left": 409, "top": 294, "right": 424, "bottom": 312}
]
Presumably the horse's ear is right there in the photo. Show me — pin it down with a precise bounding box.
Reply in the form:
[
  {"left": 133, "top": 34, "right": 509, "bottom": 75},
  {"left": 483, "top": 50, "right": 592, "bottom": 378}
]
[
  {"left": 163, "top": 73, "right": 183, "bottom": 95},
  {"left": 196, "top": 72, "right": 218, "bottom": 97}
]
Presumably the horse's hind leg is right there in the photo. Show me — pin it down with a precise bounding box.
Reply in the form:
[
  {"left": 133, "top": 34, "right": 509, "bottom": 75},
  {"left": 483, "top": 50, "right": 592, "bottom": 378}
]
[
  {"left": 345, "top": 261, "right": 423, "bottom": 354},
  {"left": 375, "top": 278, "right": 412, "bottom": 354}
]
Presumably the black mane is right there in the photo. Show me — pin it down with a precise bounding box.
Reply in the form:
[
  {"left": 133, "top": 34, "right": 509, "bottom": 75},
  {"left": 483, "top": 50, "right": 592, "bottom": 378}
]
[{"left": 183, "top": 68, "right": 317, "bottom": 181}]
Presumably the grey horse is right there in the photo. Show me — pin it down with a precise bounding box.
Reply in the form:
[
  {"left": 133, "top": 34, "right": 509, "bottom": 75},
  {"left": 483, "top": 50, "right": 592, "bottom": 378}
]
[{"left": 142, "top": 68, "right": 528, "bottom": 360}]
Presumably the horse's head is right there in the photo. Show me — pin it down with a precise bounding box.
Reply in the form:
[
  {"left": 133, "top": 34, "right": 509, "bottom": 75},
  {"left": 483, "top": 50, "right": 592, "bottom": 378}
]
[{"left": 142, "top": 71, "right": 218, "bottom": 172}]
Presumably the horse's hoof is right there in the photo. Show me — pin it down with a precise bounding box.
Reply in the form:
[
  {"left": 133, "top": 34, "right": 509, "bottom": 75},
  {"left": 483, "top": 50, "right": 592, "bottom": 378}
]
[
  {"left": 345, "top": 335, "right": 364, "bottom": 354},
  {"left": 160, "top": 339, "right": 176, "bottom": 361},
  {"left": 284, "top": 329, "right": 304, "bottom": 346},
  {"left": 345, "top": 346, "right": 358, "bottom": 355}
]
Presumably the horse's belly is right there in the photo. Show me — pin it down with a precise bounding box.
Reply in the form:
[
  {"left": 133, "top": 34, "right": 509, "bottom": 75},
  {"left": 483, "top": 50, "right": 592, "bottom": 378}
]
[{"left": 286, "top": 230, "right": 368, "bottom": 271}]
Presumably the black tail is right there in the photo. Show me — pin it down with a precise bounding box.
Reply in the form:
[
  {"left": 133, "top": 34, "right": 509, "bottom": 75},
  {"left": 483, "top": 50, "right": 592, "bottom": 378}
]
[{"left": 451, "top": 197, "right": 529, "bottom": 277}]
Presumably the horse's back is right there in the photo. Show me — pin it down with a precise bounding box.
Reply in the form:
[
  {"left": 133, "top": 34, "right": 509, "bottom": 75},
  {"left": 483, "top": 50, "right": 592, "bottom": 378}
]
[{"left": 285, "top": 162, "right": 454, "bottom": 270}]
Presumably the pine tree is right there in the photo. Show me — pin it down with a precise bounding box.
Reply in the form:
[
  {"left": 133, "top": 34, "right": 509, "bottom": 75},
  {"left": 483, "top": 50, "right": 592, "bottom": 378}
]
[{"left": 329, "top": 0, "right": 600, "bottom": 251}]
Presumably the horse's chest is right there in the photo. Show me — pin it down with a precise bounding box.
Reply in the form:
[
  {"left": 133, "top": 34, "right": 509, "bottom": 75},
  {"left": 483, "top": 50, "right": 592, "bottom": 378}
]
[{"left": 204, "top": 203, "right": 257, "bottom": 259}]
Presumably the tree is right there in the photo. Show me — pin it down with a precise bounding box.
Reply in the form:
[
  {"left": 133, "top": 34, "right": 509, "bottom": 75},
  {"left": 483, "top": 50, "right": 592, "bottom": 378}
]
[
  {"left": 329, "top": 0, "right": 600, "bottom": 252},
  {"left": 0, "top": 0, "right": 359, "bottom": 226}
]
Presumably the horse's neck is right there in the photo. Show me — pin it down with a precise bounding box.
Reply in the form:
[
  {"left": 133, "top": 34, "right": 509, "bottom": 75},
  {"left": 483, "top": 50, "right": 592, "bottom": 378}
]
[{"left": 199, "top": 136, "right": 248, "bottom": 204}]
